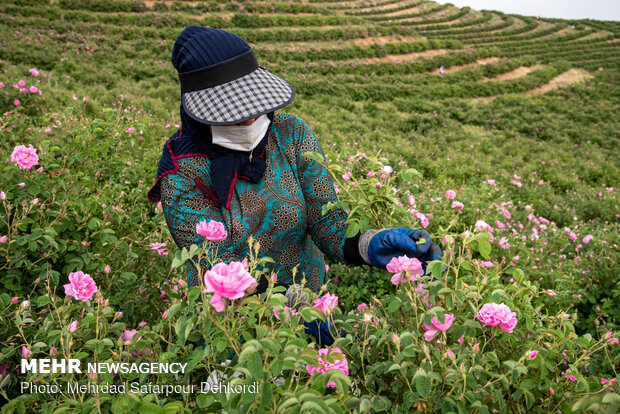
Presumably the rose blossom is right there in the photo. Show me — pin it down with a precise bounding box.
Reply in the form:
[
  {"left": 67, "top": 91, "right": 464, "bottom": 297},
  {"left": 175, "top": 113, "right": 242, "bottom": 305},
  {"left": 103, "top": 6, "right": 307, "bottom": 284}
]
[
  {"left": 422, "top": 314, "right": 455, "bottom": 342},
  {"left": 29, "top": 68, "right": 39, "bottom": 77},
  {"left": 68, "top": 320, "right": 78, "bottom": 333},
  {"left": 120, "top": 329, "right": 138, "bottom": 345},
  {"left": 476, "top": 302, "right": 518, "bottom": 333},
  {"left": 22, "top": 346, "right": 32, "bottom": 358},
  {"left": 582, "top": 234, "right": 593, "bottom": 244},
  {"left": 196, "top": 219, "right": 227, "bottom": 241},
  {"left": 475, "top": 220, "right": 493, "bottom": 234},
  {"left": 526, "top": 350, "right": 539, "bottom": 360},
  {"left": 451, "top": 201, "right": 464, "bottom": 210},
  {"left": 415, "top": 212, "right": 430, "bottom": 228},
  {"left": 306, "top": 347, "right": 349, "bottom": 388},
  {"left": 386, "top": 255, "right": 424, "bottom": 285},
  {"left": 203, "top": 261, "right": 257, "bottom": 312},
  {"left": 445, "top": 190, "right": 456, "bottom": 199},
  {"left": 63, "top": 271, "right": 98, "bottom": 301},
  {"left": 11, "top": 144, "right": 39, "bottom": 170},
  {"left": 150, "top": 242, "right": 168, "bottom": 255},
  {"left": 313, "top": 293, "right": 338, "bottom": 316}
]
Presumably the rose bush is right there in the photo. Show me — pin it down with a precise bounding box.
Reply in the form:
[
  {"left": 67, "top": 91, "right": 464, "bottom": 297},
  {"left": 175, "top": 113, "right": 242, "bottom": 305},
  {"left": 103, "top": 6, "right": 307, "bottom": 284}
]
[{"left": 0, "top": 17, "right": 618, "bottom": 411}]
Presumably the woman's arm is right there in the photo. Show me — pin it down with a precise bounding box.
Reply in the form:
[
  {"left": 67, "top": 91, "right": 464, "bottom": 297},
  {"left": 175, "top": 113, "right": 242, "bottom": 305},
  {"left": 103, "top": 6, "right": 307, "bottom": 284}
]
[
  {"left": 290, "top": 116, "right": 364, "bottom": 266},
  {"left": 160, "top": 167, "right": 230, "bottom": 287}
]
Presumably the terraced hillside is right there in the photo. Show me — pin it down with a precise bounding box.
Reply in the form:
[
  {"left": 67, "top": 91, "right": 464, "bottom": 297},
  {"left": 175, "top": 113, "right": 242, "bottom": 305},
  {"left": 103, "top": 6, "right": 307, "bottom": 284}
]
[{"left": 0, "top": 1, "right": 619, "bottom": 413}]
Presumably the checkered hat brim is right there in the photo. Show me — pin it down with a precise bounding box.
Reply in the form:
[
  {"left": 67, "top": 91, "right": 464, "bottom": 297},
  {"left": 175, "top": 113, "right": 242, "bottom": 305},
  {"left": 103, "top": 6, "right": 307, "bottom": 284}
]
[{"left": 182, "top": 67, "right": 294, "bottom": 126}]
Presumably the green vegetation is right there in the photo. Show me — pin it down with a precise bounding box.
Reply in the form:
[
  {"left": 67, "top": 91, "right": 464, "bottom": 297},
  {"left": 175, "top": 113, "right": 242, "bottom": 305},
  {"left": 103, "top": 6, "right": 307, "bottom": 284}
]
[{"left": 0, "top": 0, "right": 618, "bottom": 412}]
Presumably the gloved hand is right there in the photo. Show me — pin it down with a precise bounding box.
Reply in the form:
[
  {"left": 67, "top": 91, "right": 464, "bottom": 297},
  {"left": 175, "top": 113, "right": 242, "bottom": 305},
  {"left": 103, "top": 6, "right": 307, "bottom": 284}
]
[
  {"left": 419, "top": 242, "right": 443, "bottom": 274},
  {"left": 359, "top": 228, "right": 434, "bottom": 269}
]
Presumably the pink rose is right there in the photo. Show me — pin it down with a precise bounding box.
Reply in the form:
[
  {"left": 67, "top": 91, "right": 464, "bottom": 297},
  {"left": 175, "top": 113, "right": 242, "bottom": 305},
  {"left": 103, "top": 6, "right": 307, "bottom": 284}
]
[
  {"left": 11, "top": 296, "right": 18, "bottom": 304},
  {"left": 357, "top": 303, "right": 368, "bottom": 312},
  {"left": 150, "top": 242, "right": 168, "bottom": 256},
  {"left": 313, "top": 293, "right": 339, "bottom": 316},
  {"left": 29, "top": 68, "right": 39, "bottom": 77},
  {"left": 476, "top": 302, "right": 518, "bottom": 333},
  {"left": 422, "top": 314, "right": 455, "bottom": 341},
  {"left": 526, "top": 350, "right": 538, "bottom": 360},
  {"left": 582, "top": 234, "right": 593, "bottom": 244},
  {"left": 63, "top": 271, "right": 98, "bottom": 301},
  {"left": 67, "top": 320, "right": 78, "bottom": 333},
  {"left": 104, "top": 265, "right": 111, "bottom": 274},
  {"left": 203, "top": 261, "right": 257, "bottom": 312},
  {"left": 451, "top": 201, "right": 464, "bottom": 210},
  {"left": 306, "top": 347, "right": 349, "bottom": 388},
  {"left": 445, "top": 190, "right": 456, "bottom": 199},
  {"left": 22, "top": 346, "right": 32, "bottom": 359},
  {"left": 120, "top": 329, "right": 138, "bottom": 344},
  {"left": 475, "top": 220, "right": 493, "bottom": 234},
  {"left": 387, "top": 255, "right": 424, "bottom": 285},
  {"left": 0, "top": 236, "right": 8, "bottom": 244},
  {"left": 196, "top": 219, "right": 227, "bottom": 241},
  {"left": 415, "top": 212, "right": 430, "bottom": 228},
  {"left": 11, "top": 144, "right": 39, "bottom": 170}
]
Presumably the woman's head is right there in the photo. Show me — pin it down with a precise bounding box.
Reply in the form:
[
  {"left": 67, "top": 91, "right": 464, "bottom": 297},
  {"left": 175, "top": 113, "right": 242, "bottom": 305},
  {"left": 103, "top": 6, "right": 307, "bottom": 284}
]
[{"left": 172, "top": 26, "right": 294, "bottom": 126}]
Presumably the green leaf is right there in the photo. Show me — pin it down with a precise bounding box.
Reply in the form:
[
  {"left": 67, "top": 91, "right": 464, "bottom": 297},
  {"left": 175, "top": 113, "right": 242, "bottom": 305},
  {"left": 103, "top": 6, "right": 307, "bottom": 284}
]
[
  {"left": 196, "top": 394, "right": 214, "bottom": 409},
  {"left": 346, "top": 222, "right": 360, "bottom": 238},
  {"left": 478, "top": 239, "right": 491, "bottom": 259},
  {"left": 171, "top": 251, "right": 185, "bottom": 269},
  {"left": 387, "top": 296, "right": 402, "bottom": 313},
  {"left": 247, "top": 352, "right": 263, "bottom": 380},
  {"left": 138, "top": 403, "right": 164, "bottom": 414},
  {"left": 36, "top": 295, "right": 50, "bottom": 307},
  {"left": 415, "top": 372, "right": 431, "bottom": 397},
  {"left": 302, "top": 151, "right": 325, "bottom": 164},
  {"left": 261, "top": 382, "right": 273, "bottom": 408},
  {"left": 523, "top": 390, "right": 534, "bottom": 410}
]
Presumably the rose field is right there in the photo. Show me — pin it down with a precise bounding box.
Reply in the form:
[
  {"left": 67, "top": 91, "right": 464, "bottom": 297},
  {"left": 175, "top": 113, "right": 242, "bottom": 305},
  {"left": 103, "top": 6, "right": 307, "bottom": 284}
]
[{"left": 1, "top": 0, "right": 619, "bottom": 412}]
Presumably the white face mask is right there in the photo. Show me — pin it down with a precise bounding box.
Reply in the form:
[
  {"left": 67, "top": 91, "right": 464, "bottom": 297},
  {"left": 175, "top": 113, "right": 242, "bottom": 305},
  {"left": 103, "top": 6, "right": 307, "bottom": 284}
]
[{"left": 211, "top": 115, "right": 271, "bottom": 152}]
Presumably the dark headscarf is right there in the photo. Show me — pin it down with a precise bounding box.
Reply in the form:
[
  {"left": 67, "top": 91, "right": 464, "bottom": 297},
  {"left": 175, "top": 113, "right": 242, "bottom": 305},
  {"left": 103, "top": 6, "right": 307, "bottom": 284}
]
[{"left": 148, "top": 108, "right": 271, "bottom": 209}]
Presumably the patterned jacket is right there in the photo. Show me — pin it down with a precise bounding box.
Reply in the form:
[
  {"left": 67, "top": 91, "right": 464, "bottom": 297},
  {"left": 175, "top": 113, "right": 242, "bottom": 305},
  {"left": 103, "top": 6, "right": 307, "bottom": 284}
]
[{"left": 157, "top": 113, "right": 354, "bottom": 292}]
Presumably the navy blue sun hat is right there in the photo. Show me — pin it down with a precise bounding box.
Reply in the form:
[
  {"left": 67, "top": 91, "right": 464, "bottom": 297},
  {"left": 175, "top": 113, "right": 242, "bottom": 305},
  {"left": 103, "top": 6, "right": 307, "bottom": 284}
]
[{"left": 172, "top": 26, "right": 295, "bottom": 126}]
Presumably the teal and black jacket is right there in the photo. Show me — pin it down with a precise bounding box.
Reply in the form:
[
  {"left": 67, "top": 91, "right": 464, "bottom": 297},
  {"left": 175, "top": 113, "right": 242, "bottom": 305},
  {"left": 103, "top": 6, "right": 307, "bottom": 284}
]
[{"left": 149, "top": 112, "right": 363, "bottom": 293}]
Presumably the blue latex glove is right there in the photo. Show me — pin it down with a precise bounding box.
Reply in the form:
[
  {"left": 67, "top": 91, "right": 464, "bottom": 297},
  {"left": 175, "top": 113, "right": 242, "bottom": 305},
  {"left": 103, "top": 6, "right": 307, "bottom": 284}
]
[
  {"left": 368, "top": 228, "right": 432, "bottom": 269},
  {"left": 420, "top": 242, "right": 443, "bottom": 274}
]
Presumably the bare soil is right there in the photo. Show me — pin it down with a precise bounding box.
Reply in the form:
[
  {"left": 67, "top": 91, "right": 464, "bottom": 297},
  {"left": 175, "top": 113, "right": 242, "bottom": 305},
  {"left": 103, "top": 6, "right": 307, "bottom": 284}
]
[
  {"left": 527, "top": 69, "right": 593, "bottom": 94},
  {"left": 483, "top": 64, "right": 544, "bottom": 82},
  {"left": 433, "top": 57, "right": 499, "bottom": 74}
]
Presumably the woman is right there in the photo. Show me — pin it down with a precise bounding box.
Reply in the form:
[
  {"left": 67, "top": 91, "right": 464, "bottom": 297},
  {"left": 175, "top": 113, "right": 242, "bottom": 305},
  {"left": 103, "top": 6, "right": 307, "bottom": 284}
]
[{"left": 148, "top": 26, "right": 441, "bottom": 303}]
